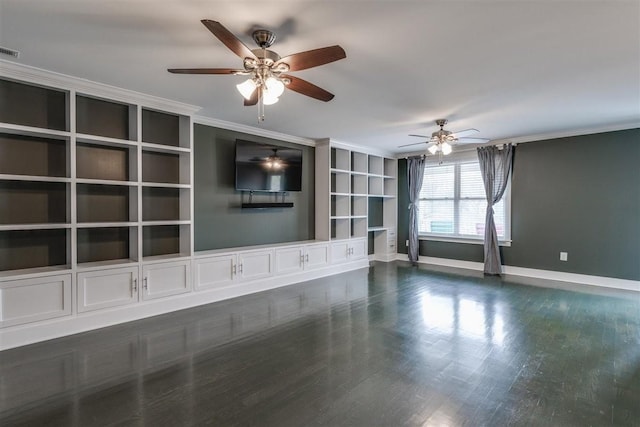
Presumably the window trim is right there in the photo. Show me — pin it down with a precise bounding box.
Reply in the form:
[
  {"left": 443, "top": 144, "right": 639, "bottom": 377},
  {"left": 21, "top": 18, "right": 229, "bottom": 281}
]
[
  {"left": 417, "top": 152, "right": 512, "bottom": 245},
  {"left": 418, "top": 234, "right": 512, "bottom": 247}
]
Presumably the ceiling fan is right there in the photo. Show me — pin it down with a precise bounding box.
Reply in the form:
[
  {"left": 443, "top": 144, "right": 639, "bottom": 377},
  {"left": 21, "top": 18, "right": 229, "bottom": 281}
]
[
  {"left": 399, "top": 119, "right": 490, "bottom": 159},
  {"left": 168, "top": 20, "right": 346, "bottom": 121}
]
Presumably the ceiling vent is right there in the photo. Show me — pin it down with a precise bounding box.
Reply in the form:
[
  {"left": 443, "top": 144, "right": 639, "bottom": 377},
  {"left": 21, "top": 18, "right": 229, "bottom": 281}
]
[{"left": 0, "top": 46, "right": 20, "bottom": 58}]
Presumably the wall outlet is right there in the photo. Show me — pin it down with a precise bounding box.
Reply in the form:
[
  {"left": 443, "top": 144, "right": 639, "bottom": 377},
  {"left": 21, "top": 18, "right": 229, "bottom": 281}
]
[
  {"left": 405, "top": 240, "right": 409, "bottom": 247},
  {"left": 560, "top": 251, "right": 568, "bottom": 261}
]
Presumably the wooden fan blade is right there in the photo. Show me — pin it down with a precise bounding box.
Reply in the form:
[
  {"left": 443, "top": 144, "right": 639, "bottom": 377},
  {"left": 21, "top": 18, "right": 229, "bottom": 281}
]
[
  {"left": 283, "top": 75, "right": 334, "bottom": 102},
  {"left": 398, "top": 141, "right": 428, "bottom": 148},
  {"left": 457, "top": 137, "right": 490, "bottom": 144},
  {"left": 201, "top": 20, "right": 256, "bottom": 60},
  {"left": 452, "top": 128, "right": 479, "bottom": 138},
  {"left": 243, "top": 90, "right": 259, "bottom": 106},
  {"left": 168, "top": 68, "right": 244, "bottom": 74},
  {"left": 276, "top": 45, "right": 346, "bottom": 72},
  {"left": 408, "top": 134, "right": 429, "bottom": 138}
]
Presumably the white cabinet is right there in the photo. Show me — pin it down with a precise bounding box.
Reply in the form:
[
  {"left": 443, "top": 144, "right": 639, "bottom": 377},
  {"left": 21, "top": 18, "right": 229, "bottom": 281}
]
[
  {"left": 193, "top": 254, "right": 236, "bottom": 291},
  {"left": 275, "top": 246, "right": 305, "bottom": 275},
  {"left": 350, "top": 238, "right": 367, "bottom": 260},
  {"left": 0, "top": 274, "right": 72, "bottom": 328},
  {"left": 387, "top": 228, "right": 397, "bottom": 253},
  {"left": 78, "top": 262, "right": 190, "bottom": 307},
  {"left": 194, "top": 244, "right": 329, "bottom": 291},
  {"left": 142, "top": 261, "right": 191, "bottom": 301},
  {"left": 331, "top": 241, "right": 350, "bottom": 264},
  {"left": 193, "top": 249, "right": 274, "bottom": 290},
  {"left": 371, "top": 228, "right": 397, "bottom": 260},
  {"left": 275, "top": 243, "right": 329, "bottom": 275},
  {"left": 77, "top": 267, "right": 139, "bottom": 313},
  {"left": 238, "top": 250, "right": 273, "bottom": 281},
  {"left": 331, "top": 238, "right": 367, "bottom": 264},
  {"left": 304, "top": 243, "right": 330, "bottom": 270}
]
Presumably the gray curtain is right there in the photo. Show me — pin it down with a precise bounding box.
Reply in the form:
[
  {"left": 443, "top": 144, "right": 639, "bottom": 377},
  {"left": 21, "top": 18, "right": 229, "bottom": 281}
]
[
  {"left": 477, "top": 144, "right": 513, "bottom": 275},
  {"left": 407, "top": 157, "right": 426, "bottom": 264}
]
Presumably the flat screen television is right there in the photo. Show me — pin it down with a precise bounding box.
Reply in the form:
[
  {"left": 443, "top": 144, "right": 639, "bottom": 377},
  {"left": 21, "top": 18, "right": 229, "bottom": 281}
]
[{"left": 235, "top": 139, "right": 303, "bottom": 192}]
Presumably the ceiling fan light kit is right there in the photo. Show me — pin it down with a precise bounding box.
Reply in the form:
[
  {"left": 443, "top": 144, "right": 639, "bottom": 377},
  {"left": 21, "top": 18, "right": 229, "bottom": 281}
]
[
  {"left": 168, "top": 20, "right": 346, "bottom": 122},
  {"left": 236, "top": 79, "right": 257, "bottom": 99},
  {"left": 428, "top": 141, "right": 452, "bottom": 156}
]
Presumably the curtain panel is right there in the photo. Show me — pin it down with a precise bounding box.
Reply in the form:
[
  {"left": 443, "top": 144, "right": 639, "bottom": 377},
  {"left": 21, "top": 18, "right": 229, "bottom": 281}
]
[
  {"left": 407, "top": 156, "right": 426, "bottom": 264},
  {"left": 477, "top": 144, "right": 514, "bottom": 275}
]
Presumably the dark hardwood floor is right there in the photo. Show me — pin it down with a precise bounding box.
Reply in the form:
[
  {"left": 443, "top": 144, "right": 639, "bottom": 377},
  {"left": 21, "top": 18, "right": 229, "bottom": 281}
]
[{"left": 1, "top": 262, "right": 639, "bottom": 426}]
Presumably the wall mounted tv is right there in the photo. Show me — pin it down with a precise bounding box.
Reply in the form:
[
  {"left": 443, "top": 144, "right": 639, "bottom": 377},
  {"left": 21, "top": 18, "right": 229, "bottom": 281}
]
[{"left": 235, "top": 139, "right": 303, "bottom": 192}]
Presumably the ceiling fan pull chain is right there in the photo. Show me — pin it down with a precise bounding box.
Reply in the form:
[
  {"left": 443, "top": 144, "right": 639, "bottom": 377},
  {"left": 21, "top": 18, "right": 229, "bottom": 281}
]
[{"left": 258, "top": 89, "right": 265, "bottom": 122}]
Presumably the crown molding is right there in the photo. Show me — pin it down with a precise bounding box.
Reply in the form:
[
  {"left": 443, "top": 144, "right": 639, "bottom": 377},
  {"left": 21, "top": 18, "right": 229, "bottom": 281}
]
[
  {"left": 0, "top": 60, "right": 200, "bottom": 116},
  {"left": 321, "top": 138, "right": 396, "bottom": 158},
  {"left": 490, "top": 121, "right": 640, "bottom": 145},
  {"left": 396, "top": 121, "right": 640, "bottom": 159},
  {"left": 193, "top": 115, "right": 317, "bottom": 147}
]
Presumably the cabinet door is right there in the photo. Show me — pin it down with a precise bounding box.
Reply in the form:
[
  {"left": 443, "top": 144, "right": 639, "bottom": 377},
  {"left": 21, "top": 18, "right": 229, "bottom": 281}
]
[
  {"left": 238, "top": 250, "right": 273, "bottom": 281},
  {"left": 142, "top": 261, "right": 191, "bottom": 301},
  {"left": 77, "top": 267, "right": 139, "bottom": 313},
  {"left": 0, "top": 274, "right": 72, "bottom": 328},
  {"left": 194, "top": 254, "right": 236, "bottom": 291},
  {"left": 330, "top": 241, "right": 350, "bottom": 264},
  {"left": 275, "top": 246, "right": 304, "bottom": 275},
  {"left": 304, "top": 244, "right": 329, "bottom": 270},
  {"left": 350, "top": 238, "right": 367, "bottom": 260}
]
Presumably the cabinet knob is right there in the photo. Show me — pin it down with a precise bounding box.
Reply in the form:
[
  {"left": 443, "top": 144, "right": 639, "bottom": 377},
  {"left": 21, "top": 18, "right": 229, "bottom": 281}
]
[
  {"left": 144, "top": 277, "right": 148, "bottom": 290},
  {"left": 305, "top": 254, "right": 309, "bottom": 262},
  {"left": 232, "top": 264, "right": 237, "bottom": 275},
  {"left": 239, "top": 263, "right": 243, "bottom": 273},
  {"left": 132, "top": 278, "right": 138, "bottom": 292}
]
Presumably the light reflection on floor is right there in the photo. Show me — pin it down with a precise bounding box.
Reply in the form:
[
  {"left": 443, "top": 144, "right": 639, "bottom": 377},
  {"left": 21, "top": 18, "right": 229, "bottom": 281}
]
[{"left": 420, "top": 290, "right": 506, "bottom": 345}]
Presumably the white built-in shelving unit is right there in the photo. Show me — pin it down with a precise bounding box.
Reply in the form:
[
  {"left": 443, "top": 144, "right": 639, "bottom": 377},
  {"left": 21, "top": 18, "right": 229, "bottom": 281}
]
[
  {"left": 316, "top": 139, "right": 397, "bottom": 261},
  {"left": 0, "top": 65, "right": 198, "bottom": 331},
  {"left": 0, "top": 81, "right": 194, "bottom": 273}
]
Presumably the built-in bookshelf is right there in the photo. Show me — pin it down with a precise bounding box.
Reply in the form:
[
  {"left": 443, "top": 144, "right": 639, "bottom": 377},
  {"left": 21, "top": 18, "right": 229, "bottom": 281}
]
[
  {"left": 316, "top": 140, "right": 397, "bottom": 260},
  {"left": 140, "top": 107, "right": 191, "bottom": 261},
  {"left": 0, "top": 77, "right": 193, "bottom": 275},
  {"left": 0, "top": 78, "right": 72, "bottom": 273}
]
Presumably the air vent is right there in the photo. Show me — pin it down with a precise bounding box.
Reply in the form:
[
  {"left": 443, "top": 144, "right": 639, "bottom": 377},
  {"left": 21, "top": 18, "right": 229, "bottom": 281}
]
[{"left": 0, "top": 46, "right": 20, "bottom": 58}]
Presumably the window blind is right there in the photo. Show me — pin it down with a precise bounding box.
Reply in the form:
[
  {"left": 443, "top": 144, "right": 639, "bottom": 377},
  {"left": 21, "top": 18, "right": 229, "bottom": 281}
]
[{"left": 418, "top": 160, "right": 508, "bottom": 239}]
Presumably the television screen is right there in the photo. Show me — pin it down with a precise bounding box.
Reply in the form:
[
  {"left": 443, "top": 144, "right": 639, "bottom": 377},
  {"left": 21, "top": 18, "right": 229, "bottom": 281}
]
[{"left": 235, "top": 140, "right": 303, "bottom": 192}]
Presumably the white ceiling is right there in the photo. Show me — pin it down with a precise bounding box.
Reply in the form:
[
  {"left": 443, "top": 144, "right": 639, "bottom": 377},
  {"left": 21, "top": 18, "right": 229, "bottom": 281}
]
[{"left": 1, "top": 0, "right": 639, "bottom": 153}]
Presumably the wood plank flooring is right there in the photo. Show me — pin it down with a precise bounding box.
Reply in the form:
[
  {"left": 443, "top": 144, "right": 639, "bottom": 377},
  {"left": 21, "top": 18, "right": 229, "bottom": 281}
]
[{"left": 1, "top": 262, "right": 639, "bottom": 426}]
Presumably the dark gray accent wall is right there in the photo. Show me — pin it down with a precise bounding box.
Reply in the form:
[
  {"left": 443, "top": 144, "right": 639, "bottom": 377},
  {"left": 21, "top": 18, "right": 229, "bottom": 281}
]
[
  {"left": 398, "top": 129, "right": 640, "bottom": 281},
  {"left": 194, "top": 124, "right": 314, "bottom": 251}
]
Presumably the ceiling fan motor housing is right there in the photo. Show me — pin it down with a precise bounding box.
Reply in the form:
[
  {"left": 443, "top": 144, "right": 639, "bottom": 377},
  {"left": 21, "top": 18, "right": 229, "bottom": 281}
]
[
  {"left": 252, "top": 29, "right": 276, "bottom": 48},
  {"left": 433, "top": 119, "right": 454, "bottom": 140}
]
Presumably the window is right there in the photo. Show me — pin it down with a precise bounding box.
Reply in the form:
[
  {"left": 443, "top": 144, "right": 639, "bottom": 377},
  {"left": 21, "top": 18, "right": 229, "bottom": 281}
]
[{"left": 418, "top": 155, "right": 510, "bottom": 242}]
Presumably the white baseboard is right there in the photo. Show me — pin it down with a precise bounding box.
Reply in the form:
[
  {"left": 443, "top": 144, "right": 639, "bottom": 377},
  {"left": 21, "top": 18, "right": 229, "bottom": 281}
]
[
  {"left": 369, "top": 253, "right": 397, "bottom": 262},
  {"left": 0, "top": 260, "right": 369, "bottom": 351},
  {"left": 394, "top": 254, "right": 640, "bottom": 292}
]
